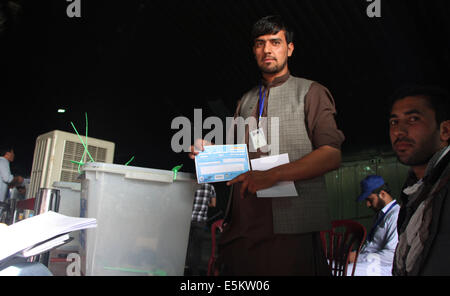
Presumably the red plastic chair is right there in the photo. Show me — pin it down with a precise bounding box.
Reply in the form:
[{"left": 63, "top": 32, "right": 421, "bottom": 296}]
[
  {"left": 207, "top": 219, "right": 224, "bottom": 276},
  {"left": 16, "top": 198, "right": 35, "bottom": 211},
  {"left": 1, "top": 198, "right": 35, "bottom": 224},
  {"left": 320, "top": 220, "right": 367, "bottom": 276},
  {"left": 9, "top": 198, "right": 36, "bottom": 224}
]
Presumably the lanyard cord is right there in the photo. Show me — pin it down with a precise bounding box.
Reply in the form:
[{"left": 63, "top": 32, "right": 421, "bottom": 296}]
[
  {"left": 367, "top": 200, "right": 397, "bottom": 241},
  {"left": 258, "top": 84, "right": 266, "bottom": 123}
]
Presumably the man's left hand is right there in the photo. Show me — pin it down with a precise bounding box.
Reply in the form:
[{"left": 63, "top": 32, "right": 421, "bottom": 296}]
[{"left": 227, "top": 171, "right": 278, "bottom": 198}]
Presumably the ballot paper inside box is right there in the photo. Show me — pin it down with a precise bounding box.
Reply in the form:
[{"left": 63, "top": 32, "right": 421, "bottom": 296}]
[{"left": 79, "top": 162, "right": 197, "bottom": 276}]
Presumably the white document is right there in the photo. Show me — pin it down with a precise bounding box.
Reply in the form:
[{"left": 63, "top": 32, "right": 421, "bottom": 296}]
[
  {"left": 250, "top": 154, "right": 298, "bottom": 198},
  {"left": 0, "top": 211, "right": 96, "bottom": 262}
]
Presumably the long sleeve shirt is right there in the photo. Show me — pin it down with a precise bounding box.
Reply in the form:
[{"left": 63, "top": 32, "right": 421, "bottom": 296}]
[
  {"left": 0, "top": 157, "right": 14, "bottom": 202},
  {"left": 358, "top": 200, "right": 400, "bottom": 266}
]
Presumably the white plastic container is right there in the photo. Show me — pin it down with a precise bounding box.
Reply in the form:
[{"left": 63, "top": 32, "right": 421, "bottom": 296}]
[
  {"left": 52, "top": 181, "right": 82, "bottom": 252},
  {"left": 79, "top": 162, "right": 197, "bottom": 276}
]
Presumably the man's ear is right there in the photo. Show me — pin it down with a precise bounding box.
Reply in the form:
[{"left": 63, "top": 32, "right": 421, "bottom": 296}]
[
  {"left": 379, "top": 190, "right": 388, "bottom": 201},
  {"left": 440, "top": 120, "right": 450, "bottom": 144},
  {"left": 287, "top": 42, "right": 294, "bottom": 57}
]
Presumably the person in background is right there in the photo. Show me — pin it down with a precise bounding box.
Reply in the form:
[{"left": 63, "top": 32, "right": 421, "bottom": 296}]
[
  {"left": 185, "top": 183, "right": 216, "bottom": 275},
  {"left": 347, "top": 175, "right": 400, "bottom": 276},
  {"left": 15, "top": 185, "right": 26, "bottom": 200},
  {"left": 0, "top": 145, "right": 23, "bottom": 219},
  {"left": 389, "top": 85, "right": 450, "bottom": 276},
  {"left": 0, "top": 147, "right": 53, "bottom": 276}
]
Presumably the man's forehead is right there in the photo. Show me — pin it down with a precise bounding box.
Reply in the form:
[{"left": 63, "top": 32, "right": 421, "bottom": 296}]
[
  {"left": 390, "top": 96, "right": 433, "bottom": 114},
  {"left": 366, "top": 193, "right": 377, "bottom": 200},
  {"left": 255, "top": 30, "right": 286, "bottom": 41}
]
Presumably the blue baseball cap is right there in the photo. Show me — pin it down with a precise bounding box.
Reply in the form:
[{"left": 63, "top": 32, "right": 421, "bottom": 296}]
[{"left": 357, "top": 175, "right": 386, "bottom": 202}]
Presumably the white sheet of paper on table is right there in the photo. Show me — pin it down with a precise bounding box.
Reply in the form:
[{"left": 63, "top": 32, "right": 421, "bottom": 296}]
[{"left": 250, "top": 153, "right": 298, "bottom": 198}]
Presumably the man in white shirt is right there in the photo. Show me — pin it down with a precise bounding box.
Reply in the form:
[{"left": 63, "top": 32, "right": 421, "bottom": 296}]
[
  {"left": 0, "top": 146, "right": 24, "bottom": 220},
  {"left": 347, "top": 175, "right": 400, "bottom": 276}
]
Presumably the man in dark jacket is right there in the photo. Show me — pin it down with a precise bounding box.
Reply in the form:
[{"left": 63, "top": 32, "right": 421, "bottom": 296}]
[{"left": 389, "top": 85, "right": 450, "bottom": 275}]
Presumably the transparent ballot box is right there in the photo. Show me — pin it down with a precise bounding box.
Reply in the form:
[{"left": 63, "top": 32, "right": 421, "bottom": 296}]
[{"left": 79, "top": 163, "right": 196, "bottom": 276}]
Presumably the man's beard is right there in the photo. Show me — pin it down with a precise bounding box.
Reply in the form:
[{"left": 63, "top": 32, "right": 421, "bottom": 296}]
[
  {"left": 396, "top": 149, "right": 434, "bottom": 167},
  {"left": 259, "top": 59, "right": 287, "bottom": 75},
  {"left": 393, "top": 135, "right": 439, "bottom": 167}
]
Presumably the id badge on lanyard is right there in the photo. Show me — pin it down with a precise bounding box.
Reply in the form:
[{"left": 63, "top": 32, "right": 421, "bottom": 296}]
[{"left": 249, "top": 84, "right": 268, "bottom": 150}]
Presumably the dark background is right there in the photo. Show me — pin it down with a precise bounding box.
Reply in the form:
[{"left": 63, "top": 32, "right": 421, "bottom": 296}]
[{"left": 1, "top": 0, "right": 449, "bottom": 177}]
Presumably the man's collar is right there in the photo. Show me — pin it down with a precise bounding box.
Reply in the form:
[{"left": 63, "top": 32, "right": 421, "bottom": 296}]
[
  {"left": 261, "top": 71, "right": 290, "bottom": 88},
  {"left": 381, "top": 199, "right": 397, "bottom": 214},
  {"left": 433, "top": 145, "right": 450, "bottom": 169}
]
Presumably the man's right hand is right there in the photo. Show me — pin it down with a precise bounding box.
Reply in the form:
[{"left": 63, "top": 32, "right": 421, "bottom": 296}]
[{"left": 189, "top": 139, "right": 213, "bottom": 159}]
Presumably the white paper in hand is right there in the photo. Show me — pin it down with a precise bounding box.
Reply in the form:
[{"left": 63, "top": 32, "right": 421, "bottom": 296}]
[{"left": 250, "top": 154, "right": 298, "bottom": 198}]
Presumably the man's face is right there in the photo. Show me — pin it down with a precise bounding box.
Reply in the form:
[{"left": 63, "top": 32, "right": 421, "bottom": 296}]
[
  {"left": 253, "top": 30, "right": 293, "bottom": 75},
  {"left": 18, "top": 187, "right": 26, "bottom": 195},
  {"left": 365, "top": 193, "right": 384, "bottom": 212},
  {"left": 5, "top": 149, "right": 15, "bottom": 162},
  {"left": 389, "top": 96, "right": 441, "bottom": 167}
]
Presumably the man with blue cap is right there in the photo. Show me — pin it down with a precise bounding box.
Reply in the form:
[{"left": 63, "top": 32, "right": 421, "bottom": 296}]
[{"left": 347, "top": 175, "right": 400, "bottom": 276}]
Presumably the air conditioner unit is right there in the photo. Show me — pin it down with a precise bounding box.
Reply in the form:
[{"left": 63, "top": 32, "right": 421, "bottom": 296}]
[{"left": 27, "top": 130, "right": 115, "bottom": 199}]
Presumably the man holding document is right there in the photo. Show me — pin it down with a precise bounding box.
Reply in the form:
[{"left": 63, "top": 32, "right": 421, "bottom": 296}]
[{"left": 190, "top": 15, "right": 344, "bottom": 275}]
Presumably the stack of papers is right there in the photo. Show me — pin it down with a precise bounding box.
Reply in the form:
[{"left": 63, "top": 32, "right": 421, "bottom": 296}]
[
  {"left": 0, "top": 211, "right": 96, "bottom": 262},
  {"left": 19, "top": 234, "right": 72, "bottom": 258}
]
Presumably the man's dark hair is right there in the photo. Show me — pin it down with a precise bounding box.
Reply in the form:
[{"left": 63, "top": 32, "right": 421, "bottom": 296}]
[
  {"left": 251, "top": 15, "right": 294, "bottom": 44},
  {"left": 0, "top": 145, "right": 14, "bottom": 156},
  {"left": 372, "top": 183, "right": 391, "bottom": 195},
  {"left": 389, "top": 85, "right": 450, "bottom": 126}
]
